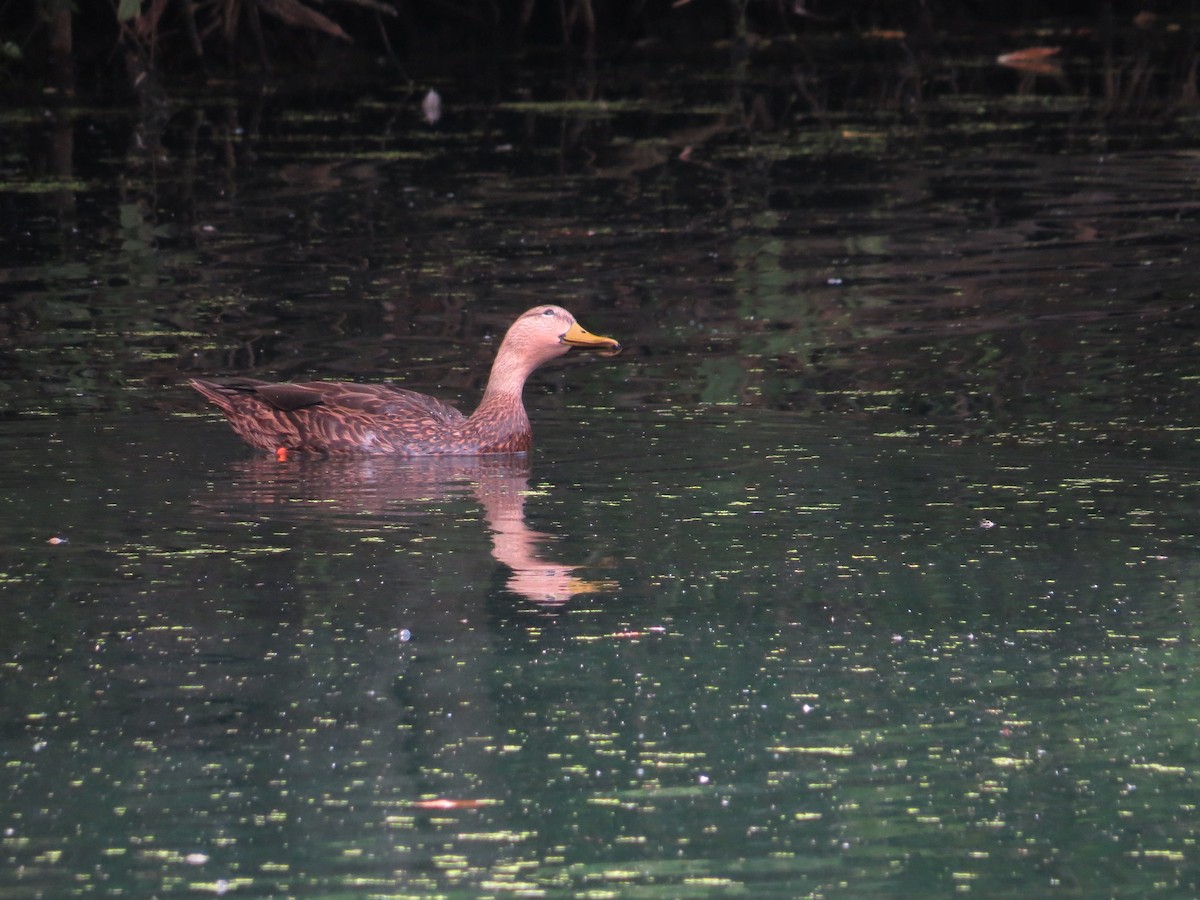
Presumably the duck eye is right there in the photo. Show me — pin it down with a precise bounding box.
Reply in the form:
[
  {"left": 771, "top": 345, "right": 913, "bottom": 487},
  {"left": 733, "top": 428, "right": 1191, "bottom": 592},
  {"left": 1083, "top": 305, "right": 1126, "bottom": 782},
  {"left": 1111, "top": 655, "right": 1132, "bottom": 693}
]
[{"left": 543, "top": 308, "right": 555, "bottom": 316}]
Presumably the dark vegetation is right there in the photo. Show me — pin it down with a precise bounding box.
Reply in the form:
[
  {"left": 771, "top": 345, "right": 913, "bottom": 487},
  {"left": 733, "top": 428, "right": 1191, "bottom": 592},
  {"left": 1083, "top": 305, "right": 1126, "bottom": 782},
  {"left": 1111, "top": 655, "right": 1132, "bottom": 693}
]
[{"left": 6, "top": 1, "right": 1198, "bottom": 98}]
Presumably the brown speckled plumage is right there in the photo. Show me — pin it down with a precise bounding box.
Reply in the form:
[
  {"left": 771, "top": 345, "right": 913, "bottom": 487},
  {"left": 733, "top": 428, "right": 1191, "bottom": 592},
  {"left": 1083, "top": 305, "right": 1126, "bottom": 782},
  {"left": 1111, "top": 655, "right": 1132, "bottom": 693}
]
[{"left": 190, "top": 305, "right": 619, "bottom": 455}]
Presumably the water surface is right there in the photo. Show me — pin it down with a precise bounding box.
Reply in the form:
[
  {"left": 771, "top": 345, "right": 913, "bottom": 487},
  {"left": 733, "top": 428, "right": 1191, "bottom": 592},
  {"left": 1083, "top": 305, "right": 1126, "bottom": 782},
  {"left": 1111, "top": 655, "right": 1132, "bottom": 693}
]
[{"left": 4, "top": 35, "right": 1200, "bottom": 897}]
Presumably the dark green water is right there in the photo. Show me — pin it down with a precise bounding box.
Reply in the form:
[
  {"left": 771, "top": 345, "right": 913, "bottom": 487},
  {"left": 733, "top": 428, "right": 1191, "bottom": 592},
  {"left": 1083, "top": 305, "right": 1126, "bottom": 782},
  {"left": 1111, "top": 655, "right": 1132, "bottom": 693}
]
[
  {"left": 5, "top": 35, "right": 1200, "bottom": 898},
  {"left": 5, "top": 410, "right": 1200, "bottom": 897}
]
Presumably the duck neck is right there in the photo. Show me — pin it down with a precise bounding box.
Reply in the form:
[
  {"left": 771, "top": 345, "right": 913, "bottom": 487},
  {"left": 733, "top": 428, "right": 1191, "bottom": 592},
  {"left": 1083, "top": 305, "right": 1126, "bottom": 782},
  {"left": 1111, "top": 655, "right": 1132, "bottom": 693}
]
[
  {"left": 480, "top": 349, "right": 534, "bottom": 405},
  {"left": 463, "top": 350, "right": 536, "bottom": 447},
  {"left": 472, "top": 383, "right": 528, "bottom": 424}
]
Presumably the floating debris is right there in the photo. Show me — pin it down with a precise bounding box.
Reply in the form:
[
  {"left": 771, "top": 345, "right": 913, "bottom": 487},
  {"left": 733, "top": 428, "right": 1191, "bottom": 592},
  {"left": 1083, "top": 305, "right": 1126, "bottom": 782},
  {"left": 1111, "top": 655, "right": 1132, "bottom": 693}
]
[
  {"left": 422, "top": 89, "right": 442, "bottom": 125},
  {"left": 410, "top": 798, "right": 490, "bottom": 810}
]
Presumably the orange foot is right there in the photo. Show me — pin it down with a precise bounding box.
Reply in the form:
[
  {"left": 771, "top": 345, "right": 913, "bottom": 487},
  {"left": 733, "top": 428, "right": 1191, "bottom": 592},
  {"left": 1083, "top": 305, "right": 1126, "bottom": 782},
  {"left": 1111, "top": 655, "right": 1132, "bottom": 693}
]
[{"left": 275, "top": 447, "right": 288, "bottom": 462}]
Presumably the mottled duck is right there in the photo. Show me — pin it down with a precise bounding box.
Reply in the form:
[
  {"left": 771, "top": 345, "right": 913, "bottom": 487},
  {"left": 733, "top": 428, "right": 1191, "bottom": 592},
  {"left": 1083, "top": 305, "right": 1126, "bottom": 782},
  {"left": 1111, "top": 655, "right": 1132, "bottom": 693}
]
[{"left": 190, "top": 305, "right": 619, "bottom": 456}]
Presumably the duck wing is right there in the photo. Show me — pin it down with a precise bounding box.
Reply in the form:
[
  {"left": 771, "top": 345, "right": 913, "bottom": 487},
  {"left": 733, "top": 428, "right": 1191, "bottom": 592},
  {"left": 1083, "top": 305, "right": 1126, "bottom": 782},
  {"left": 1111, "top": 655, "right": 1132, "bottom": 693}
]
[
  {"left": 255, "top": 381, "right": 466, "bottom": 426},
  {"left": 191, "top": 378, "right": 468, "bottom": 454}
]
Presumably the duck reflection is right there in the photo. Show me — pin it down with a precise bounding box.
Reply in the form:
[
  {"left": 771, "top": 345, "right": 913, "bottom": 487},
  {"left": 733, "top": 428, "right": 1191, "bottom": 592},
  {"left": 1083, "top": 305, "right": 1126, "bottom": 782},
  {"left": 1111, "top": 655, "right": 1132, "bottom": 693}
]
[{"left": 214, "top": 453, "right": 607, "bottom": 605}]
